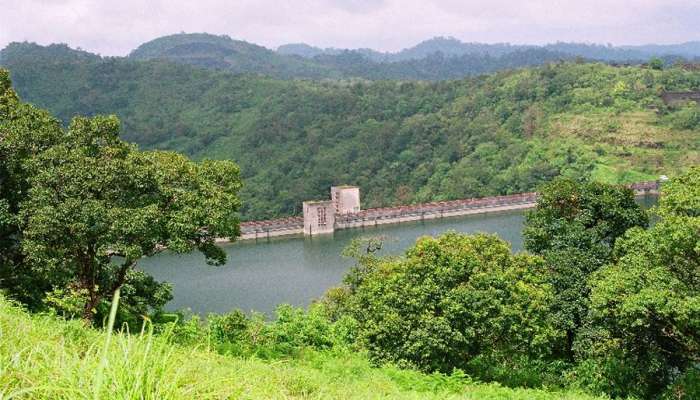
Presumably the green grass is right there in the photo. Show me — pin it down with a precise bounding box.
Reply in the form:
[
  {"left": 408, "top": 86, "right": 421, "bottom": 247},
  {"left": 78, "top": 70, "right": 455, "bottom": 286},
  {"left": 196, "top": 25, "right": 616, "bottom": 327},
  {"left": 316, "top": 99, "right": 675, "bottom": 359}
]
[
  {"left": 0, "top": 296, "right": 604, "bottom": 399},
  {"left": 547, "top": 110, "right": 700, "bottom": 183}
]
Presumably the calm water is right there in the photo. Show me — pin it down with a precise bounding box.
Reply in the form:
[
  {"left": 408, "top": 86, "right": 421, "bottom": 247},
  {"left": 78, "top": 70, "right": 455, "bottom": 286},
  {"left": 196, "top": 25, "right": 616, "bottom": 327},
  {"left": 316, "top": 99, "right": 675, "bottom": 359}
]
[{"left": 142, "top": 195, "right": 657, "bottom": 315}]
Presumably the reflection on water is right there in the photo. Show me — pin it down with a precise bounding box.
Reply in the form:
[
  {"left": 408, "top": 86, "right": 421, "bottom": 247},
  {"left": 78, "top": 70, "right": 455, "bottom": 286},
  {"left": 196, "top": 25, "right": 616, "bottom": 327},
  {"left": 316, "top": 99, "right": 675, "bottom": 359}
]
[{"left": 141, "top": 195, "right": 657, "bottom": 315}]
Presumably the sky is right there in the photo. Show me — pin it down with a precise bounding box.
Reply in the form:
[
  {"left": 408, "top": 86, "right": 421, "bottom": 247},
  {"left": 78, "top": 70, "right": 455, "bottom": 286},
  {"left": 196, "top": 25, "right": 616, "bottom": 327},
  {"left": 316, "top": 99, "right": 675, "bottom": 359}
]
[{"left": 1, "top": 0, "right": 699, "bottom": 56}]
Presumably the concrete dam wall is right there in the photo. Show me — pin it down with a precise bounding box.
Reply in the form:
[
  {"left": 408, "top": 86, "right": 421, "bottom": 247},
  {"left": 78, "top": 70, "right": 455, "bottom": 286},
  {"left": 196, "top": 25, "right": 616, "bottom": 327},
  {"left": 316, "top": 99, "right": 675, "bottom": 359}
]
[{"left": 237, "top": 181, "right": 660, "bottom": 240}]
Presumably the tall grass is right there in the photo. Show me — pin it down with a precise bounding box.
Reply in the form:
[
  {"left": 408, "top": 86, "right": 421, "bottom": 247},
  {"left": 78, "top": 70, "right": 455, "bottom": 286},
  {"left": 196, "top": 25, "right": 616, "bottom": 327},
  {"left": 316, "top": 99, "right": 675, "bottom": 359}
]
[{"left": 0, "top": 296, "right": 604, "bottom": 399}]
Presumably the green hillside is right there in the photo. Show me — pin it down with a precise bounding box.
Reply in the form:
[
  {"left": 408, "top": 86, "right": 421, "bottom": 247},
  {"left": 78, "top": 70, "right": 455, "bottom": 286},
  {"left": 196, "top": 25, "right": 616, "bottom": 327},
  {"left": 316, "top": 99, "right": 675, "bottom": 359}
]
[
  {"left": 1, "top": 43, "right": 699, "bottom": 220},
  {"left": 128, "top": 33, "right": 338, "bottom": 79},
  {"left": 0, "top": 296, "right": 601, "bottom": 399}
]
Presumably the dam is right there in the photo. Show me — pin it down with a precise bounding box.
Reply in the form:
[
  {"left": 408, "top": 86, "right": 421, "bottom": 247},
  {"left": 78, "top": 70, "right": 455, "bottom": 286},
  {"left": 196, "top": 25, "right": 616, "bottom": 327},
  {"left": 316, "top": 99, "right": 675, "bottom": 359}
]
[{"left": 239, "top": 181, "right": 660, "bottom": 240}]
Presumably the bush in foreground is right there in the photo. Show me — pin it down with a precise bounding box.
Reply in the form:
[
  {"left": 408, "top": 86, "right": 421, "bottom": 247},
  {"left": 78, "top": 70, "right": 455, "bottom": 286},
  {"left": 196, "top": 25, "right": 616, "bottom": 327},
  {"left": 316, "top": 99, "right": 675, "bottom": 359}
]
[
  {"left": 0, "top": 295, "right": 602, "bottom": 399},
  {"left": 327, "top": 232, "right": 564, "bottom": 387}
]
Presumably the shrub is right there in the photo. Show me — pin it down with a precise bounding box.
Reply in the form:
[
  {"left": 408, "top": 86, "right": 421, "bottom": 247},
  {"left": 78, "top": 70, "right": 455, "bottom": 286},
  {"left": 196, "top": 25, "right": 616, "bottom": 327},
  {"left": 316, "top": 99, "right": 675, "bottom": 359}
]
[
  {"left": 333, "top": 232, "right": 562, "bottom": 380},
  {"left": 666, "top": 104, "right": 700, "bottom": 130},
  {"left": 209, "top": 309, "right": 249, "bottom": 343}
]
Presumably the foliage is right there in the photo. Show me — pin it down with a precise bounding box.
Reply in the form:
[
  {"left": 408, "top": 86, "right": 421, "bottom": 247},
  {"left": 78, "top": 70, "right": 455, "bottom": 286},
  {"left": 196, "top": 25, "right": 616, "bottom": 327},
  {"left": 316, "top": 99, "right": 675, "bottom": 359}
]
[
  {"left": 657, "top": 165, "right": 700, "bottom": 217},
  {"left": 649, "top": 57, "right": 665, "bottom": 70},
  {"left": 522, "top": 179, "right": 648, "bottom": 359},
  {"left": 0, "top": 70, "right": 242, "bottom": 325},
  {"left": 665, "top": 103, "right": 700, "bottom": 130},
  {"left": 0, "top": 68, "right": 64, "bottom": 309},
  {"left": 198, "top": 303, "right": 358, "bottom": 360},
  {"left": 581, "top": 168, "right": 700, "bottom": 399},
  {"left": 327, "top": 232, "right": 562, "bottom": 385},
  {"left": 2, "top": 46, "right": 698, "bottom": 220},
  {"left": 0, "top": 295, "right": 606, "bottom": 399}
]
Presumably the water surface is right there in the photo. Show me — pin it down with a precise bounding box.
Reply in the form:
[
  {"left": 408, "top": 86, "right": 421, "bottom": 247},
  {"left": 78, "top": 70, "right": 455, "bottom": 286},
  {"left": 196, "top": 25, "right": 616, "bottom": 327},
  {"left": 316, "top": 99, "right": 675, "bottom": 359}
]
[
  {"left": 142, "top": 210, "right": 524, "bottom": 315},
  {"left": 142, "top": 195, "right": 657, "bottom": 315}
]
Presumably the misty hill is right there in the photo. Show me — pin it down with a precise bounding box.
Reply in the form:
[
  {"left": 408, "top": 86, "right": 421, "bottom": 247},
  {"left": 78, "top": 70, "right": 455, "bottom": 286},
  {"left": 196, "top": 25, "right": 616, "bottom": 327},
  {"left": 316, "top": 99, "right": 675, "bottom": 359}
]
[
  {"left": 8, "top": 33, "right": 696, "bottom": 83},
  {"left": 2, "top": 36, "right": 572, "bottom": 81},
  {"left": 279, "top": 37, "right": 525, "bottom": 62},
  {"left": 0, "top": 42, "right": 100, "bottom": 65},
  {"left": 2, "top": 42, "right": 698, "bottom": 220},
  {"left": 128, "top": 33, "right": 336, "bottom": 78},
  {"left": 3, "top": 34, "right": 699, "bottom": 84},
  {"left": 127, "top": 33, "right": 574, "bottom": 80},
  {"left": 279, "top": 36, "right": 700, "bottom": 62},
  {"left": 277, "top": 43, "right": 344, "bottom": 58}
]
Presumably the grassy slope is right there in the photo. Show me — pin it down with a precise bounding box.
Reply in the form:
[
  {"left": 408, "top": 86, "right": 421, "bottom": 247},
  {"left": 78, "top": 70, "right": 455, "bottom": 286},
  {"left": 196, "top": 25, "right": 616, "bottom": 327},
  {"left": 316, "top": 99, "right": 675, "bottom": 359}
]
[{"left": 0, "top": 297, "right": 601, "bottom": 399}]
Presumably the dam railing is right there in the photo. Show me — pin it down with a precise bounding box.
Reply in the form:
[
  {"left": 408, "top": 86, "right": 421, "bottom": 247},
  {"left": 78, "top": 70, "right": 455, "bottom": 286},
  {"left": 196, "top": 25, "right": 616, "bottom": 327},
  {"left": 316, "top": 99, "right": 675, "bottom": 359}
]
[{"left": 335, "top": 192, "right": 538, "bottom": 227}]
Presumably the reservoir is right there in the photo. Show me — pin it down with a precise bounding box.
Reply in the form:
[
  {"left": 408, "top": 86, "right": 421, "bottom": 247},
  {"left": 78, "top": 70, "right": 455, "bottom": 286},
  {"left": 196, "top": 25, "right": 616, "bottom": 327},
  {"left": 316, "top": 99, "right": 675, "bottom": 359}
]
[{"left": 142, "top": 195, "right": 657, "bottom": 315}]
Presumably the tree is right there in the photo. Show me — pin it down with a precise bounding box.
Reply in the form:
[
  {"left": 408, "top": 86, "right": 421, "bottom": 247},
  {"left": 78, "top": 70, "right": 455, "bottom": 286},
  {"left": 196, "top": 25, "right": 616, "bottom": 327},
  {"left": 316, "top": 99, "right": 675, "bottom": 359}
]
[
  {"left": 658, "top": 166, "right": 700, "bottom": 218},
  {"left": 333, "top": 232, "right": 561, "bottom": 380},
  {"left": 522, "top": 179, "right": 648, "bottom": 359},
  {"left": 585, "top": 167, "right": 700, "bottom": 398},
  {"left": 0, "top": 68, "right": 63, "bottom": 308},
  {"left": 648, "top": 57, "right": 664, "bottom": 70},
  {"left": 17, "top": 114, "right": 242, "bottom": 323}
]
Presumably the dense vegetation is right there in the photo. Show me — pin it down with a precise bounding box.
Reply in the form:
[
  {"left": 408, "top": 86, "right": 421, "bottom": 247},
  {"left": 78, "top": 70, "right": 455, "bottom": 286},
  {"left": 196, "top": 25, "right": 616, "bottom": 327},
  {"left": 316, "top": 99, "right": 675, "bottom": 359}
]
[
  {"left": 2, "top": 43, "right": 699, "bottom": 220},
  {"left": 1, "top": 66, "right": 698, "bottom": 399},
  {"left": 320, "top": 170, "right": 699, "bottom": 399},
  {"left": 0, "top": 68, "right": 241, "bottom": 325}
]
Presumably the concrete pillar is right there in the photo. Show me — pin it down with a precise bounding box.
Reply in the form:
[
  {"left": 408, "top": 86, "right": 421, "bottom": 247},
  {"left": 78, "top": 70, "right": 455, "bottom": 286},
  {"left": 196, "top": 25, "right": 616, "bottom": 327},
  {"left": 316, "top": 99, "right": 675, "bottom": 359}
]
[{"left": 331, "top": 186, "right": 361, "bottom": 214}]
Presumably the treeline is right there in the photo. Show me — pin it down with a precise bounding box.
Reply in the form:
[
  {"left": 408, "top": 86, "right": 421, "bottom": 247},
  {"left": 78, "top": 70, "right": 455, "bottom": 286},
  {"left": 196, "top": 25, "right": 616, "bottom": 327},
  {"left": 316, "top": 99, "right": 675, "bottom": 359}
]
[
  {"left": 279, "top": 36, "right": 700, "bottom": 63},
  {"left": 1, "top": 43, "right": 700, "bottom": 220},
  {"left": 119, "top": 33, "right": 700, "bottom": 79}
]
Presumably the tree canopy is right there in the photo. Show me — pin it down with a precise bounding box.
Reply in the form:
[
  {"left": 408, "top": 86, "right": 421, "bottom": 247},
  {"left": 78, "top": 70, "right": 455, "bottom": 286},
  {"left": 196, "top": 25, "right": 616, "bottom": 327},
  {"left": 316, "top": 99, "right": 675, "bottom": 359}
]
[
  {"left": 522, "top": 179, "right": 648, "bottom": 359},
  {"left": 327, "top": 232, "right": 561, "bottom": 384},
  {"left": 0, "top": 69, "right": 242, "bottom": 324},
  {"left": 584, "top": 167, "right": 700, "bottom": 398}
]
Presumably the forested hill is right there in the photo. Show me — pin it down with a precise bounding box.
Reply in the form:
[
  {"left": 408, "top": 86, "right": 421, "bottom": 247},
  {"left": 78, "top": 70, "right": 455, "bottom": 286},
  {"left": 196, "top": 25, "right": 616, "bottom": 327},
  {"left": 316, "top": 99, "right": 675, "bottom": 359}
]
[
  {"left": 5, "top": 34, "right": 699, "bottom": 82},
  {"left": 279, "top": 36, "right": 700, "bottom": 62},
  {"left": 128, "top": 33, "right": 337, "bottom": 79},
  {"left": 125, "top": 33, "right": 574, "bottom": 80},
  {"left": 1, "top": 43, "right": 699, "bottom": 220}
]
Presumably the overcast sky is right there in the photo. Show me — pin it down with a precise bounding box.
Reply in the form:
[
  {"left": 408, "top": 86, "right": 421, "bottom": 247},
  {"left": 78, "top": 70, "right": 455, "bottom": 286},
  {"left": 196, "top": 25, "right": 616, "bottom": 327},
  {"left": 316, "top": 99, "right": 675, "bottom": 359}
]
[{"left": 1, "top": 0, "right": 699, "bottom": 56}]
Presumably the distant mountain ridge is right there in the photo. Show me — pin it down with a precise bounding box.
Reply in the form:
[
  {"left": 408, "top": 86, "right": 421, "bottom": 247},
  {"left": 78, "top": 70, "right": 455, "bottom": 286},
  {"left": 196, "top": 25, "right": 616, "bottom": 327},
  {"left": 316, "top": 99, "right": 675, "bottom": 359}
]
[
  {"left": 279, "top": 36, "right": 700, "bottom": 62},
  {"left": 2, "top": 34, "right": 574, "bottom": 81},
  {"left": 2, "top": 33, "right": 699, "bottom": 83}
]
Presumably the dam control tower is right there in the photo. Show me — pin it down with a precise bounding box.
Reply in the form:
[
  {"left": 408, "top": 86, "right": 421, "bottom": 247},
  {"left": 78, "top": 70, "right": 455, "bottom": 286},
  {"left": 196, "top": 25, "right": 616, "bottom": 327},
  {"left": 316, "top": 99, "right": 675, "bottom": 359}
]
[{"left": 303, "top": 186, "right": 360, "bottom": 235}]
